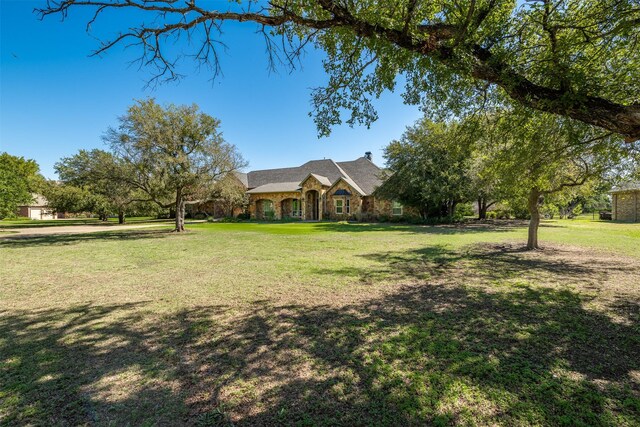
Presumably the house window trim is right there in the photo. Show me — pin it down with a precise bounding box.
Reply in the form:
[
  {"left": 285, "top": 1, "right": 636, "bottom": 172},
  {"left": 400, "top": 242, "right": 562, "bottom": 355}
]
[
  {"left": 346, "top": 198, "right": 350, "bottom": 214},
  {"left": 335, "top": 199, "right": 344, "bottom": 214},
  {"left": 392, "top": 201, "right": 403, "bottom": 216}
]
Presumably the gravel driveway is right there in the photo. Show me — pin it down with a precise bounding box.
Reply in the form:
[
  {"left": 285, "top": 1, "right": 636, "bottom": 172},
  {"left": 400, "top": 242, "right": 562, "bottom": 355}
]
[{"left": 0, "top": 223, "right": 168, "bottom": 239}]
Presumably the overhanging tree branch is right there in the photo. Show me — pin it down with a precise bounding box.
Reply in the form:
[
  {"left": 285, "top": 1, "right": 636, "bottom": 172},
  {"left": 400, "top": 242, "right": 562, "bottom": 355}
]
[{"left": 36, "top": 0, "right": 640, "bottom": 141}]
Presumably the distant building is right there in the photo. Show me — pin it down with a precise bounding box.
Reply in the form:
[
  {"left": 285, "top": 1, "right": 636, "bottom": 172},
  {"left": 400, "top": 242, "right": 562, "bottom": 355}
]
[
  {"left": 17, "top": 194, "right": 58, "bottom": 220},
  {"left": 611, "top": 183, "right": 640, "bottom": 222}
]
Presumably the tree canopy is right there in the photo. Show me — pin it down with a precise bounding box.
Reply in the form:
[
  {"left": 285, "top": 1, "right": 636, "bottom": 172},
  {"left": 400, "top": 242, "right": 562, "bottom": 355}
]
[
  {"left": 376, "top": 119, "right": 475, "bottom": 219},
  {"left": 38, "top": 0, "right": 640, "bottom": 140},
  {"left": 42, "top": 181, "right": 112, "bottom": 220},
  {"left": 103, "top": 99, "right": 246, "bottom": 231},
  {"left": 378, "top": 109, "right": 640, "bottom": 248},
  {"left": 0, "top": 153, "right": 43, "bottom": 219},
  {"left": 55, "top": 149, "right": 140, "bottom": 223}
]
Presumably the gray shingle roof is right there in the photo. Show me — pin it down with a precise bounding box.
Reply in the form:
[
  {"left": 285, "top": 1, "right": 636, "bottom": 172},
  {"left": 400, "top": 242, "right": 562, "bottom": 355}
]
[
  {"left": 611, "top": 182, "right": 640, "bottom": 193},
  {"left": 246, "top": 182, "right": 301, "bottom": 194},
  {"left": 233, "top": 171, "right": 248, "bottom": 187},
  {"left": 245, "top": 156, "right": 384, "bottom": 196},
  {"left": 335, "top": 157, "right": 384, "bottom": 195},
  {"left": 247, "top": 159, "right": 344, "bottom": 189}
]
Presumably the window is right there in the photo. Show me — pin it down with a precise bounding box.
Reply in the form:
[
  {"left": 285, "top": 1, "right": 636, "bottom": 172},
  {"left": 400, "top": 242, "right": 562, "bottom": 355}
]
[
  {"left": 335, "top": 199, "right": 343, "bottom": 214},
  {"left": 346, "top": 199, "right": 350, "bottom": 214},
  {"left": 292, "top": 199, "right": 299, "bottom": 216},
  {"left": 392, "top": 201, "right": 403, "bottom": 216},
  {"left": 262, "top": 200, "right": 274, "bottom": 216}
]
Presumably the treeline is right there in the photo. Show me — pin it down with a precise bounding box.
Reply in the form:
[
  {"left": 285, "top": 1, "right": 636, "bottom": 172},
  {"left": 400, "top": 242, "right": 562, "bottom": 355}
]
[
  {"left": 47, "top": 100, "right": 246, "bottom": 231},
  {"left": 0, "top": 153, "right": 45, "bottom": 219},
  {"left": 1, "top": 100, "right": 247, "bottom": 230},
  {"left": 376, "top": 109, "right": 640, "bottom": 249}
]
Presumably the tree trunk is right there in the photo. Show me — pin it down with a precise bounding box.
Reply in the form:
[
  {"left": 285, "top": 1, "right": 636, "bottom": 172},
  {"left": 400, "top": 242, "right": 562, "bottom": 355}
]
[
  {"left": 527, "top": 188, "right": 542, "bottom": 250},
  {"left": 478, "top": 198, "right": 487, "bottom": 220},
  {"left": 118, "top": 210, "right": 125, "bottom": 224},
  {"left": 448, "top": 201, "right": 457, "bottom": 218},
  {"left": 174, "top": 189, "right": 186, "bottom": 232}
]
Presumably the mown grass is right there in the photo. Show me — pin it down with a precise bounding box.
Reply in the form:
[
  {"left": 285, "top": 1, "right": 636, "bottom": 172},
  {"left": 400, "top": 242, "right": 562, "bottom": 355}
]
[{"left": 1, "top": 219, "right": 638, "bottom": 425}]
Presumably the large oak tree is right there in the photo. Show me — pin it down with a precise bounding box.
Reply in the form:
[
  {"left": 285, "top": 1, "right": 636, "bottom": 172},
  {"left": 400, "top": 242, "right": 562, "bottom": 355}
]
[
  {"left": 38, "top": 0, "right": 640, "bottom": 140},
  {"left": 104, "top": 99, "right": 246, "bottom": 232},
  {"left": 480, "top": 110, "right": 639, "bottom": 249}
]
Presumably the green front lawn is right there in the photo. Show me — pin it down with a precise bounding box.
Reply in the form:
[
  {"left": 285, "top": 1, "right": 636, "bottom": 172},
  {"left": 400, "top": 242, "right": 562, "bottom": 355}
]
[
  {"left": 0, "top": 216, "right": 165, "bottom": 229},
  {"left": 1, "top": 220, "right": 638, "bottom": 425}
]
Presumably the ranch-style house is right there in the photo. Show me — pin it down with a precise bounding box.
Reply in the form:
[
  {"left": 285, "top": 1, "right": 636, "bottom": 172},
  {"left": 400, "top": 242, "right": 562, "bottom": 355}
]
[{"left": 236, "top": 152, "right": 403, "bottom": 220}]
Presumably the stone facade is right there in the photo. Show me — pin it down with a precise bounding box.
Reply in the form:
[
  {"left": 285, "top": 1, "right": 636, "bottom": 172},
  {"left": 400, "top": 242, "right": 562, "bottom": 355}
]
[
  {"left": 300, "top": 175, "right": 328, "bottom": 220},
  {"left": 612, "top": 190, "right": 640, "bottom": 222},
  {"left": 248, "top": 191, "right": 302, "bottom": 220},
  {"left": 188, "top": 200, "right": 244, "bottom": 218},
  {"left": 325, "top": 180, "right": 363, "bottom": 220},
  {"left": 246, "top": 182, "right": 413, "bottom": 221}
]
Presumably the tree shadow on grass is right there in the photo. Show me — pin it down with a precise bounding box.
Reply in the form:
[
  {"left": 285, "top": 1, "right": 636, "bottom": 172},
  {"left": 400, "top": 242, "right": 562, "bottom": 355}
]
[
  {"left": 2, "top": 275, "right": 639, "bottom": 425},
  {"left": 314, "top": 242, "right": 638, "bottom": 293},
  {"left": 0, "top": 229, "right": 174, "bottom": 248}
]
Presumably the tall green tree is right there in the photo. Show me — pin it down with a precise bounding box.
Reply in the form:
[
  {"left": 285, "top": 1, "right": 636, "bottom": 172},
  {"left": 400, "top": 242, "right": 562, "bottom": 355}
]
[
  {"left": 376, "top": 119, "right": 475, "bottom": 219},
  {"left": 104, "top": 99, "right": 246, "bottom": 232},
  {"left": 485, "top": 111, "right": 638, "bottom": 249},
  {"left": 55, "top": 149, "right": 140, "bottom": 223},
  {"left": 39, "top": 1, "right": 640, "bottom": 140},
  {"left": 42, "top": 181, "right": 111, "bottom": 220},
  {"left": 0, "top": 153, "right": 44, "bottom": 219}
]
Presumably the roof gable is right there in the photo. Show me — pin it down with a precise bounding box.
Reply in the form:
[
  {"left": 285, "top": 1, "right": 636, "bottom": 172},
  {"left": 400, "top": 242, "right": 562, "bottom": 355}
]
[
  {"left": 328, "top": 176, "right": 365, "bottom": 196},
  {"left": 336, "top": 157, "right": 384, "bottom": 195},
  {"left": 233, "top": 171, "right": 248, "bottom": 187},
  {"left": 300, "top": 173, "right": 332, "bottom": 187},
  {"left": 246, "top": 156, "right": 383, "bottom": 196}
]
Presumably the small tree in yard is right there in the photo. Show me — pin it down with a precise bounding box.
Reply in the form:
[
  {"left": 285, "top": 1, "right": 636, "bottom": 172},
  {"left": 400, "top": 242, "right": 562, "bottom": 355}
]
[
  {"left": 104, "top": 99, "right": 246, "bottom": 232},
  {"left": 212, "top": 174, "right": 248, "bottom": 218},
  {"left": 55, "top": 149, "right": 141, "bottom": 223},
  {"left": 42, "top": 181, "right": 111, "bottom": 220}
]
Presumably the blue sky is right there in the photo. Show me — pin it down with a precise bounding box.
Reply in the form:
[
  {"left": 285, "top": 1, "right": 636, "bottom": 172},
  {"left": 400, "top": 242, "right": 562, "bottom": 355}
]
[{"left": 0, "top": 0, "right": 423, "bottom": 178}]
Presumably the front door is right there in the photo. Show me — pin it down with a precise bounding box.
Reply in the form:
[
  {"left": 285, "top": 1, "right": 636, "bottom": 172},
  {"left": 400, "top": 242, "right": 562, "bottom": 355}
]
[{"left": 306, "top": 191, "right": 319, "bottom": 220}]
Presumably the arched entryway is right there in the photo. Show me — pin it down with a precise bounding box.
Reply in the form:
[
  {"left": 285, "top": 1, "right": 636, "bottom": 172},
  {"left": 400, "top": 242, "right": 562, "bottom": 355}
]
[
  {"left": 255, "top": 199, "right": 275, "bottom": 220},
  {"left": 305, "top": 190, "right": 319, "bottom": 220},
  {"left": 281, "top": 198, "right": 301, "bottom": 219}
]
